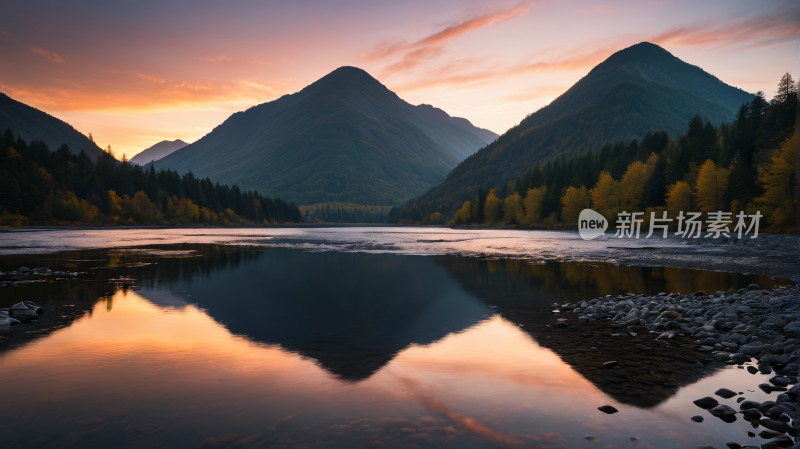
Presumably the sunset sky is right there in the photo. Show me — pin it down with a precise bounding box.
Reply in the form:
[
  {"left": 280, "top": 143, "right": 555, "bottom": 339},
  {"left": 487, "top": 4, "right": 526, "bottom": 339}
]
[{"left": 0, "top": 0, "right": 797, "bottom": 158}]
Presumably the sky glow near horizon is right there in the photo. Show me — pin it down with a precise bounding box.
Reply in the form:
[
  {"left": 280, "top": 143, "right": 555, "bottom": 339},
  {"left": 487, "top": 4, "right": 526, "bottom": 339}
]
[{"left": 0, "top": 0, "right": 797, "bottom": 158}]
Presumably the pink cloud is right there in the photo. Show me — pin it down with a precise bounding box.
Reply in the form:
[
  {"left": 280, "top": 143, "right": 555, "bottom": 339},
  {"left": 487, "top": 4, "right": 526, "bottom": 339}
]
[{"left": 31, "top": 46, "right": 65, "bottom": 63}]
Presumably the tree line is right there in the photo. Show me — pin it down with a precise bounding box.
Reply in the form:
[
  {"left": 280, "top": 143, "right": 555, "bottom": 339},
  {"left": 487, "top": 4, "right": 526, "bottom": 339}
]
[
  {"left": 389, "top": 73, "right": 797, "bottom": 233},
  {"left": 0, "top": 130, "right": 302, "bottom": 226},
  {"left": 299, "top": 202, "right": 392, "bottom": 224}
]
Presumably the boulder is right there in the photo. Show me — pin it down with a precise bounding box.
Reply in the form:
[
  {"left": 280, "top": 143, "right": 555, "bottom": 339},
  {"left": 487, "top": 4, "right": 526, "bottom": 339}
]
[
  {"left": 759, "top": 418, "right": 787, "bottom": 432},
  {"left": 747, "top": 284, "right": 760, "bottom": 290},
  {"left": 22, "top": 301, "right": 44, "bottom": 315},
  {"left": 10, "top": 308, "right": 37, "bottom": 322}
]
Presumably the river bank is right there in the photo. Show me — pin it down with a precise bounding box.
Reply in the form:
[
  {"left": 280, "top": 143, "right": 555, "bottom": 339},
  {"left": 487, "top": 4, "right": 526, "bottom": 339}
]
[{"left": 551, "top": 284, "right": 800, "bottom": 448}]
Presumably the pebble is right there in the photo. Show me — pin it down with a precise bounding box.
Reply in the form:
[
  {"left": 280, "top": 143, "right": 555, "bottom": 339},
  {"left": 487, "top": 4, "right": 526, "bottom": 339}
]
[
  {"left": 693, "top": 397, "right": 719, "bottom": 409},
  {"left": 553, "top": 284, "right": 800, "bottom": 446},
  {"left": 597, "top": 405, "right": 618, "bottom": 414}
]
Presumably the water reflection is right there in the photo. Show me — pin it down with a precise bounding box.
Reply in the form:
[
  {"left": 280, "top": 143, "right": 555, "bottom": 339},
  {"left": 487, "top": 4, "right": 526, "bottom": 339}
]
[{"left": 0, "top": 245, "right": 793, "bottom": 448}]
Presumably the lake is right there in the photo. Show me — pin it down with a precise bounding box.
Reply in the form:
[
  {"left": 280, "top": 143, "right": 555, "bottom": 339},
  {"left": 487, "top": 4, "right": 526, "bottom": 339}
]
[{"left": 0, "top": 228, "right": 797, "bottom": 448}]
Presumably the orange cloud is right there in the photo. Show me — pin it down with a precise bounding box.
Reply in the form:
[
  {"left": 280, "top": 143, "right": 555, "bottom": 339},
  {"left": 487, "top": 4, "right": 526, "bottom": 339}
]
[
  {"left": 31, "top": 46, "right": 65, "bottom": 63},
  {"left": 370, "top": 3, "right": 532, "bottom": 76}
]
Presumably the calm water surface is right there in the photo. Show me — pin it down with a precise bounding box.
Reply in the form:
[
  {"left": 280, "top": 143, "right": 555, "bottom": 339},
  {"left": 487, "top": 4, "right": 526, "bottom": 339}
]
[{"left": 0, "top": 232, "right": 796, "bottom": 448}]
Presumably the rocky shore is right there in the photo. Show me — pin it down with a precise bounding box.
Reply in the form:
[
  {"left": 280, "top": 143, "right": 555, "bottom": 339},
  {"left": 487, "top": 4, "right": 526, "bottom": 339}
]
[
  {"left": 554, "top": 283, "right": 800, "bottom": 449},
  {"left": 0, "top": 266, "right": 86, "bottom": 287},
  {"left": 0, "top": 300, "right": 45, "bottom": 333}
]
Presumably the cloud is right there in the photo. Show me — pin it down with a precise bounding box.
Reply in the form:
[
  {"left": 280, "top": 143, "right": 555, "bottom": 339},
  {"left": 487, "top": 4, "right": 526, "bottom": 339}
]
[
  {"left": 369, "top": 3, "right": 532, "bottom": 76},
  {"left": 202, "top": 55, "right": 231, "bottom": 63},
  {"left": 31, "top": 46, "right": 65, "bottom": 63},
  {"left": 397, "top": 377, "right": 524, "bottom": 446},
  {"left": 649, "top": 6, "right": 800, "bottom": 49},
  {"left": 397, "top": 46, "right": 614, "bottom": 91}
]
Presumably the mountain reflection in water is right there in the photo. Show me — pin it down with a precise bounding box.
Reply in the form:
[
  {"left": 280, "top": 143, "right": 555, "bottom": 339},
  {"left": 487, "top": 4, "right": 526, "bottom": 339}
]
[{"left": 0, "top": 245, "right": 791, "bottom": 449}]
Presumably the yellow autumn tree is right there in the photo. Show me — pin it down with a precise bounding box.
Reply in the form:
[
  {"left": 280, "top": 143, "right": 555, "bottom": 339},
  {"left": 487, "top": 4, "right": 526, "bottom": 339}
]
[
  {"left": 694, "top": 159, "right": 730, "bottom": 213},
  {"left": 618, "top": 160, "right": 654, "bottom": 211},
  {"left": 503, "top": 191, "right": 523, "bottom": 224},
  {"left": 130, "top": 191, "right": 161, "bottom": 223},
  {"left": 80, "top": 200, "right": 100, "bottom": 223},
  {"left": 590, "top": 171, "right": 619, "bottom": 216},
  {"left": 167, "top": 196, "right": 200, "bottom": 222},
  {"left": 521, "top": 186, "right": 548, "bottom": 226},
  {"left": 453, "top": 201, "right": 472, "bottom": 225},
  {"left": 561, "top": 185, "right": 590, "bottom": 225},
  {"left": 666, "top": 181, "right": 692, "bottom": 219},
  {"left": 483, "top": 189, "right": 502, "bottom": 225},
  {"left": 107, "top": 190, "right": 130, "bottom": 221},
  {"left": 755, "top": 131, "right": 797, "bottom": 232}
]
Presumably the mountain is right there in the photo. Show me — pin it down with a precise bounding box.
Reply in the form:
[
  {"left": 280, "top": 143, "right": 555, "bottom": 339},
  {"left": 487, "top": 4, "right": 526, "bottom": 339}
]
[
  {"left": 0, "top": 92, "right": 105, "bottom": 159},
  {"left": 415, "top": 103, "right": 498, "bottom": 144},
  {"left": 406, "top": 42, "right": 755, "bottom": 217},
  {"left": 129, "top": 139, "right": 188, "bottom": 165},
  {"left": 151, "top": 67, "right": 490, "bottom": 205}
]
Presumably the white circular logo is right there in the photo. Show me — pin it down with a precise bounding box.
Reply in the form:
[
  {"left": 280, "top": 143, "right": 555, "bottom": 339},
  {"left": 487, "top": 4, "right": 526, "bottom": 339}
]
[{"left": 578, "top": 209, "right": 607, "bottom": 240}]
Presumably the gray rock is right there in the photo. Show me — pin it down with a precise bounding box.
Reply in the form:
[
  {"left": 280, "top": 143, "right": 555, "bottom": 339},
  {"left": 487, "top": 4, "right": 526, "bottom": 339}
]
[
  {"left": 747, "top": 284, "right": 760, "bottom": 290},
  {"left": 759, "top": 344, "right": 778, "bottom": 355},
  {"left": 17, "top": 267, "right": 29, "bottom": 273},
  {"left": 693, "top": 397, "right": 720, "bottom": 409},
  {"left": 691, "top": 415, "right": 704, "bottom": 422},
  {"left": 742, "top": 409, "right": 762, "bottom": 421},
  {"left": 22, "top": 301, "right": 44, "bottom": 315},
  {"left": 730, "top": 353, "right": 750, "bottom": 364},
  {"left": 759, "top": 418, "right": 787, "bottom": 432},
  {"left": 740, "top": 400, "right": 762, "bottom": 410},
  {"left": 741, "top": 345, "right": 762, "bottom": 355},
  {"left": 10, "top": 308, "right": 37, "bottom": 322},
  {"left": 708, "top": 404, "right": 737, "bottom": 416},
  {"left": 759, "top": 435, "right": 794, "bottom": 448},
  {"left": 783, "top": 321, "right": 800, "bottom": 334},
  {"left": 0, "top": 317, "right": 10, "bottom": 333},
  {"left": 727, "top": 334, "right": 748, "bottom": 345},
  {"left": 714, "top": 353, "right": 732, "bottom": 362},
  {"left": 738, "top": 305, "right": 753, "bottom": 313},
  {"left": 715, "top": 388, "right": 737, "bottom": 398},
  {"left": 769, "top": 376, "right": 791, "bottom": 387}
]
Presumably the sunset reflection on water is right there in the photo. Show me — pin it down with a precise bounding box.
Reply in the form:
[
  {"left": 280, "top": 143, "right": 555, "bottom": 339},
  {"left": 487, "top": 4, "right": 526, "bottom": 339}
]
[{"left": 0, "top": 245, "right": 792, "bottom": 448}]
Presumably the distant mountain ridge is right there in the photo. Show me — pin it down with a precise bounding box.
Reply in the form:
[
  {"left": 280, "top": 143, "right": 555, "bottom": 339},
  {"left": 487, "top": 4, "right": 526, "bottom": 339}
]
[
  {"left": 0, "top": 92, "right": 106, "bottom": 159},
  {"left": 151, "top": 66, "right": 492, "bottom": 205},
  {"left": 415, "top": 104, "right": 498, "bottom": 143},
  {"left": 130, "top": 139, "right": 188, "bottom": 165},
  {"left": 404, "top": 42, "right": 755, "bottom": 217}
]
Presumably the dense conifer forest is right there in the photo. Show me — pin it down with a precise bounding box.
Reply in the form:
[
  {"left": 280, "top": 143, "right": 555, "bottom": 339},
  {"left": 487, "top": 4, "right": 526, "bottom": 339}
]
[
  {"left": 390, "top": 73, "right": 798, "bottom": 234},
  {"left": 0, "top": 131, "right": 302, "bottom": 226}
]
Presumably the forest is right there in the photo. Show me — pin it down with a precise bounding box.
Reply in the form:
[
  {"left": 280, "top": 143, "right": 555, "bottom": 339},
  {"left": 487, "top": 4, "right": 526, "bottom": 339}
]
[
  {"left": 300, "top": 202, "right": 392, "bottom": 224},
  {"left": 0, "top": 131, "right": 302, "bottom": 226},
  {"left": 390, "top": 73, "right": 798, "bottom": 234}
]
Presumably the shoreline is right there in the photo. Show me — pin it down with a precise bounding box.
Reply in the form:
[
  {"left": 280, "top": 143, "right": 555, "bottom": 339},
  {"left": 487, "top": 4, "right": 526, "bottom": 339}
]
[{"left": 551, "top": 284, "right": 800, "bottom": 447}]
